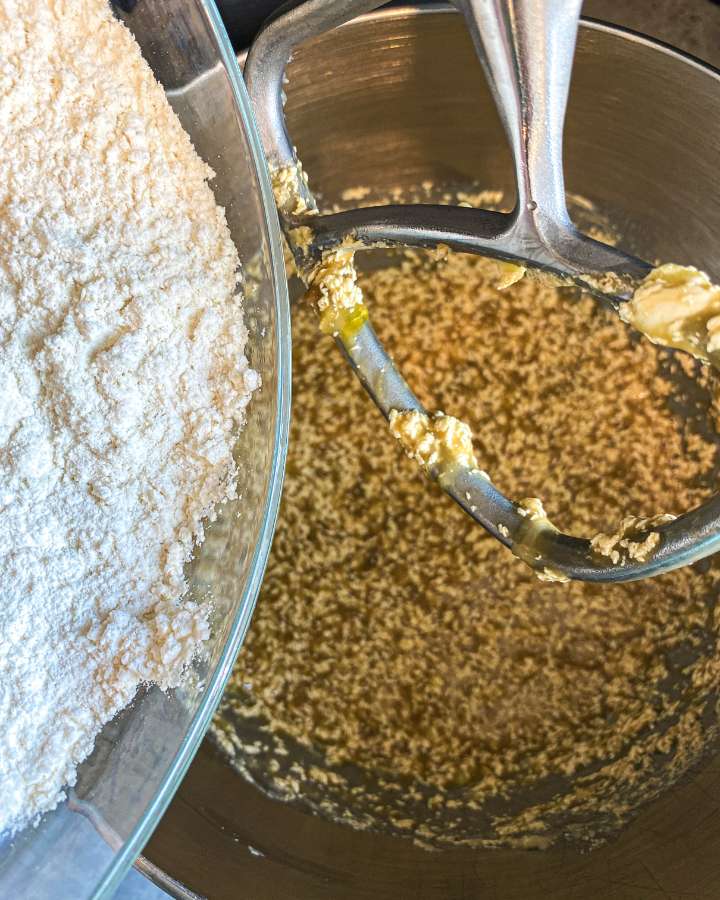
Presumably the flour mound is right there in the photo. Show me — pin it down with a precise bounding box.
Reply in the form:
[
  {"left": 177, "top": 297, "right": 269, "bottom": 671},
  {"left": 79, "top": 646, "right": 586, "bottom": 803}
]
[{"left": 0, "top": 0, "right": 257, "bottom": 835}]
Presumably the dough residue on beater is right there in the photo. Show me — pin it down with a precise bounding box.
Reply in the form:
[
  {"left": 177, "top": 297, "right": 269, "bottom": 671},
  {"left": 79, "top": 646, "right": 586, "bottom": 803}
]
[
  {"left": 518, "top": 497, "right": 550, "bottom": 521},
  {"left": 0, "top": 0, "right": 257, "bottom": 836},
  {"left": 271, "top": 161, "right": 311, "bottom": 216},
  {"left": 389, "top": 409, "right": 479, "bottom": 472},
  {"left": 308, "top": 247, "right": 369, "bottom": 340},
  {"left": 272, "top": 164, "right": 370, "bottom": 341},
  {"left": 537, "top": 567, "right": 570, "bottom": 584},
  {"left": 590, "top": 514, "right": 676, "bottom": 565}
]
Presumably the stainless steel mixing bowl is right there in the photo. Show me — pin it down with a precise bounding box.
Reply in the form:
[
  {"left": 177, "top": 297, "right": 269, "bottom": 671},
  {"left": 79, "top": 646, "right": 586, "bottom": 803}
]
[{"left": 146, "top": 5, "right": 720, "bottom": 898}]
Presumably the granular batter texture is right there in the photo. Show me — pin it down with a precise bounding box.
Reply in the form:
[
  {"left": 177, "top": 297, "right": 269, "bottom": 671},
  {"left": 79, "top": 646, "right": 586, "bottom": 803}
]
[
  {"left": 214, "top": 246, "right": 720, "bottom": 849},
  {"left": 0, "top": 0, "right": 257, "bottom": 836}
]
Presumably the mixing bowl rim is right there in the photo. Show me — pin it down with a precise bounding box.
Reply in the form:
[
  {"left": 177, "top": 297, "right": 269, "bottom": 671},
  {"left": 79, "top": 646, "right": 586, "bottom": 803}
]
[{"left": 92, "top": 2, "right": 291, "bottom": 897}]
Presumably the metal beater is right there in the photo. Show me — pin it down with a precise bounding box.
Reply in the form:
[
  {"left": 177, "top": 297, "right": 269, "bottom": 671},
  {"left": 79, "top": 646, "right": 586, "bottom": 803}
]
[{"left": 245, "top": 0, "right": 720, "bottom": 582}]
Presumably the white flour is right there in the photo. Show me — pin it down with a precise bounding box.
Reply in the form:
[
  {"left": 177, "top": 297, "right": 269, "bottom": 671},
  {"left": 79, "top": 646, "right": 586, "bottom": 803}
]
[{"left": 0, "top": 0, "right": 258, "bottom": 835}]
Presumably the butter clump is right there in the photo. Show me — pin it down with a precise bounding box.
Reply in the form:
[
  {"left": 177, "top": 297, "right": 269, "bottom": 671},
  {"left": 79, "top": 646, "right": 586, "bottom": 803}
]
[{"left": 622, "top": 264, "right": 720, "bottom": 362}]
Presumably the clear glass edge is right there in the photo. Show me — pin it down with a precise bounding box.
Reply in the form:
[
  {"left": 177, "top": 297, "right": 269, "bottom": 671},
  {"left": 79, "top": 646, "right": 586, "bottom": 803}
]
[{"left": 91, "top": 0, "right": 291, "bottom": 895}]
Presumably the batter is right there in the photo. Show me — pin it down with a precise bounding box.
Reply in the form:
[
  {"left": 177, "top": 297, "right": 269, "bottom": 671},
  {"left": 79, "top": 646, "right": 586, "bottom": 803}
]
[{"left": 214, "top": 231, "right": 720, "bottom": 850}]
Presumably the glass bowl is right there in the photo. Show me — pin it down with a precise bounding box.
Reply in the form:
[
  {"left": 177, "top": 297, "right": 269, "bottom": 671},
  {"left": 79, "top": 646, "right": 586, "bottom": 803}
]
[{"left": 0, "top": 2, "right": 290, "bottom": 897}]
